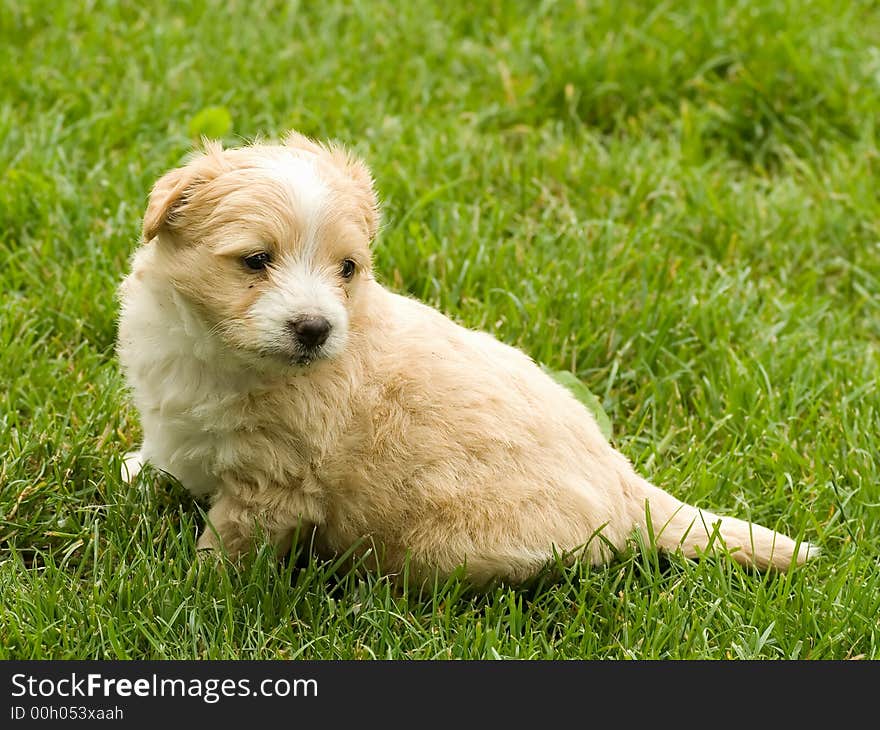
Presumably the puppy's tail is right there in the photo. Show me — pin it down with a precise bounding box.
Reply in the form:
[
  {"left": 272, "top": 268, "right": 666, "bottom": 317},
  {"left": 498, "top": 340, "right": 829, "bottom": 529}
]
[{"left": 631, "top": 478, "right": 817, "bottom": 570}]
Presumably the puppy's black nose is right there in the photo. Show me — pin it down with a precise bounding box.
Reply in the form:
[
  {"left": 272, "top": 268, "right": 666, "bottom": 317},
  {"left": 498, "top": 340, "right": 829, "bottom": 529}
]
[{"left": 289, "top": 315, "right": 331, "bottom": 349}]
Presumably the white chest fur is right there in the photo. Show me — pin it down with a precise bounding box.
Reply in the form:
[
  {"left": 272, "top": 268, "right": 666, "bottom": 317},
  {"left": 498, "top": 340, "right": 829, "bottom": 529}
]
[{"left": 118, "top": 260, "right": 291, "bottom": 496}]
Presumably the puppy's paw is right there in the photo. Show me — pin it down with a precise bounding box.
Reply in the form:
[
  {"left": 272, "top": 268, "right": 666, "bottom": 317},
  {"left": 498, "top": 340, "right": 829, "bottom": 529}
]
[
  {"left": 196, "top": 524, "right": 224, "bottom": 552},
  {"left": 195, "top": 528, "right": 227, "bottom": 567},
  {"left": 196, "top": 523, "right": 251, "bottom": 563},
  {"left": 121, "top": 450, "right": 144, "bottom": 483},
  {"left": 196, "top": 545, "right": 225, "bottom": 566}
]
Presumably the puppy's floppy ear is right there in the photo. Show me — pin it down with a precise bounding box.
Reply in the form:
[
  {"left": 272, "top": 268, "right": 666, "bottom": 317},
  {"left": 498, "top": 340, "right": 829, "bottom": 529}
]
[
  {"left": 284, "top": 130, "right": 380, "bottom": 241},
  {"left": 142, "top": 141, "right": 227, "bottom": 243},
  {"left": 142, "top": 165, "right": 194, "bottom": 242}
]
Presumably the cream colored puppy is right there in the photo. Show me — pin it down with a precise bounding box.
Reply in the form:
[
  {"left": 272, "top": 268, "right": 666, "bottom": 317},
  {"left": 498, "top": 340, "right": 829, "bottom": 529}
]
[{"left": 117, "top": 132, "right": 815, "bottom": 584}]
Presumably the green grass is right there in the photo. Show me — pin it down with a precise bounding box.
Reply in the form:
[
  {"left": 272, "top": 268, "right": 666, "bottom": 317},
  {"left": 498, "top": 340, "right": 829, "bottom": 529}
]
[{"left": 1, "top": 0, "right": 879, "bottom": 659}]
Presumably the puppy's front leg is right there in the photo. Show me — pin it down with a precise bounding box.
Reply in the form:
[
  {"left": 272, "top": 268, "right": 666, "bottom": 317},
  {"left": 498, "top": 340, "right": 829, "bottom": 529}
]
[{"left": 196, "top": 494, "right": 299, "bottom": 561}]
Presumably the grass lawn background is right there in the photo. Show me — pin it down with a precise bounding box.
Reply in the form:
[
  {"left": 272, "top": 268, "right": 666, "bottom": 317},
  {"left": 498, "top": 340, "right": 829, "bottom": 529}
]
[{"left": 1, "top": 0, "right": 878, "bottom": 659}]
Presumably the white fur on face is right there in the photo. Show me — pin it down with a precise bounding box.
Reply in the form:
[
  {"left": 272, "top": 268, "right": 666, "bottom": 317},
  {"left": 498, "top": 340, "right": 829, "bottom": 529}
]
[
  {"left": 247, "top": 259, "right": 349, "bottom": 363},
  {"left": 263, "top": 153, "right": 329, "bottom": 257},
  {"left": 239, "top": 153, "right": 350, "bottom": 364}
]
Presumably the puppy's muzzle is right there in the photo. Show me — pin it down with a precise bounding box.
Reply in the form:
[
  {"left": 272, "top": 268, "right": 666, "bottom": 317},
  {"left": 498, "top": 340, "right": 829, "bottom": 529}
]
[{"left": 288, "top": 315, "right": 331, "bottom": 350}]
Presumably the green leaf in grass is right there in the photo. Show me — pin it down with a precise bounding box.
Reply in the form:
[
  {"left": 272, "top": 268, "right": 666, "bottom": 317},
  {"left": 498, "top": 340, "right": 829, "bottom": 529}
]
[
  {"left": 187, "top": 106, "right": 232, "bottom": 140},
  {"left": 542, "top": 366, "right": 613, "bottom": 440}
]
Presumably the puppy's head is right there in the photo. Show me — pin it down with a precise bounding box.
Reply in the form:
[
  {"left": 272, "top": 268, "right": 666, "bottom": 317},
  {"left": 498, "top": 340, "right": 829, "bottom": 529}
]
[{"left": 141, "top": 132, "right": 379, "bottom": 367}]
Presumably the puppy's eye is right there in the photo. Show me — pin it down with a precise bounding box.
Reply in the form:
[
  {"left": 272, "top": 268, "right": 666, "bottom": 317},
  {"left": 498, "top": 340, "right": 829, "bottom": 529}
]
[
  {"left": 340, "top": 258, "right": 356, "bottom": 280},
  {"left": 243, "top": 252, "right": 272, "bottom": 271}
]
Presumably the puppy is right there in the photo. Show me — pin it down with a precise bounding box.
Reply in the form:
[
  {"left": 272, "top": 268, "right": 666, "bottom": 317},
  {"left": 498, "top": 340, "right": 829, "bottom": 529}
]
[{"left": 117, "top": 132, "right": 816, "bottom": 584}]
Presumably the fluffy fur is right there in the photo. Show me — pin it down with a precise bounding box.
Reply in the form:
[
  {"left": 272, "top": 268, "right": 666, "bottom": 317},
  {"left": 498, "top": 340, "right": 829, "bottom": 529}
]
[{"left": 117, "top": 131, "right": 816, "bottom": 584}]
